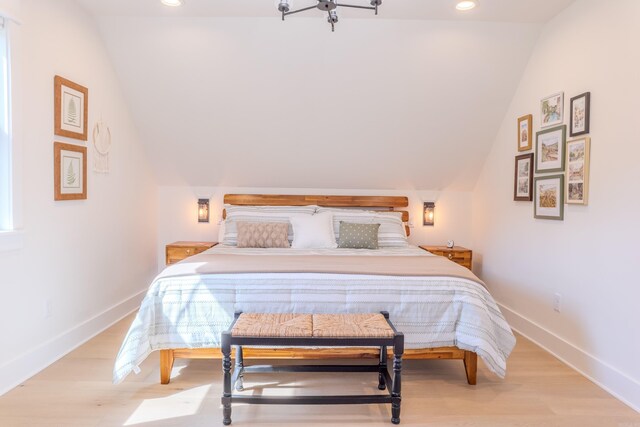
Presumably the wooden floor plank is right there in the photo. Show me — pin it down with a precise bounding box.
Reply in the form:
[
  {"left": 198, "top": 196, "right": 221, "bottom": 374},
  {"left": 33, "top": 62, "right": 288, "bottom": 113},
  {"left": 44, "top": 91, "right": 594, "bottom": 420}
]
[{"left": 0, "top": 313, "right": 638, "bottom": 426}]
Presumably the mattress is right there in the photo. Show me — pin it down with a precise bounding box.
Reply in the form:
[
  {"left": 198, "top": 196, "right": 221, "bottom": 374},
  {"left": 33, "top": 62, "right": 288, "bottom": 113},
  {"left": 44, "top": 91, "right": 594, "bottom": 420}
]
[{"left": 113, "top": 245, "right": 515, "bottom": 383}]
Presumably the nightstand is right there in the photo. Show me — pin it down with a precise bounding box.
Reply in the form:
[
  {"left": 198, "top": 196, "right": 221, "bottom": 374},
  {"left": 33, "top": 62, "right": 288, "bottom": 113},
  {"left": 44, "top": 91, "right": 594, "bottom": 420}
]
[
  {"left": 420, "top": 246, "right": 473, "bottom": 271},
  {"left": 165, "top": 241, "right": 217, "bottom": 265}
]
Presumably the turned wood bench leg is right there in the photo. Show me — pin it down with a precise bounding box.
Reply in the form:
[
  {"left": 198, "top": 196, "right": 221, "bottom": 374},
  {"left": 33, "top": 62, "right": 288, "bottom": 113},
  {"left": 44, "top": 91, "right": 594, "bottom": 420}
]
[
  {"left": 463, "top": 351, "right": 477, "bottom": 385},
  {"left": 160, "top": 349, "right": 175, "bottom": 385}
]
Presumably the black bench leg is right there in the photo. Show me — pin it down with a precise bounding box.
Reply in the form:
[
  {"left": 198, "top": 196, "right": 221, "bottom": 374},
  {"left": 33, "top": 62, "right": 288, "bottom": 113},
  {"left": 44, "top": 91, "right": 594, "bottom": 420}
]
[
  {"left": 235, "top": 345, "right": 245, "bottom": 391},
  {"left": 222, "top": 332, "right": 232, "bottom": 425},
  {"left": 391, "top": 333, "right": 404, "bottom": 425},
  {"left": 378, "top": 345, "right": 387, "bottom": 390}
]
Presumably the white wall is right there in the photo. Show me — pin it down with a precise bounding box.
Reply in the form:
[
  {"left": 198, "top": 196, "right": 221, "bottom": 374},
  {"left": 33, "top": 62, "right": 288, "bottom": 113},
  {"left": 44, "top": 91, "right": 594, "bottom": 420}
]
[
  {"left": 0, "top": 0, "right": 157, "bottom": 395},
  {"left": 95, "top": 16, "right": 541, "bottom": 191},
  {"left": 472, "top": 0, "right": 640, "bottom": 411},
  {"left": 157, "top": 186, "right": 473, "bottom": 269}
]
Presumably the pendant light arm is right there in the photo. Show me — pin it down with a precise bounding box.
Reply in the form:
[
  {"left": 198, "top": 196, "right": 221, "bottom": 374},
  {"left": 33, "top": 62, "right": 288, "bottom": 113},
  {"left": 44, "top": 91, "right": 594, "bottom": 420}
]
[{"left": 283, "top": 5, "right": 319, "bottom": 18}]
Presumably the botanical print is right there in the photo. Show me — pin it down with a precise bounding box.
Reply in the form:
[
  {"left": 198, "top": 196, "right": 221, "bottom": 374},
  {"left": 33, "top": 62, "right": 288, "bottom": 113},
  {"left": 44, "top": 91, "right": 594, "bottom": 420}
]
[
  {"left": 541, "top": 92, "right": 564, "bottom": 128},
  {"left": 54, "top": 76, "right": 89, "bottom": 141},
  {"left": 60, "top": 85, "right": 85, "bottom": 134},
  {"left": 54, "top": 142, "right": 87, "bottom": 201},
  {"left": 566, "top": 137, "right": 590, "bottom": 204},
  {"left": 60, "top": 149, "right": 83, "bottom": 194},
  {"left": 535, "top": 175, "right": 564, "bottom": 220},
  {"left": 536, "top": 125, "right": 566, "bottom": 173}
]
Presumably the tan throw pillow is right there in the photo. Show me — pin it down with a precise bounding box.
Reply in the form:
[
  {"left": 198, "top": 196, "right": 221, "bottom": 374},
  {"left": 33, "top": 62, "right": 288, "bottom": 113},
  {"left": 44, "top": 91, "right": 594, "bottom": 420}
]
[{"left": 236, "top": 222, "right": 291, "bottom": 248}]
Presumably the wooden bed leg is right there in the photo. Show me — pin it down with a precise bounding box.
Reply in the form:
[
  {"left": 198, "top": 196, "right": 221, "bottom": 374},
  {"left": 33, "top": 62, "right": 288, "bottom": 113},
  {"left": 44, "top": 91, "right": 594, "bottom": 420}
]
[
  {"left": 463, "top": 351, "right": 477, "bottom": 385},
  {"left": 160, "top": 349, "right": 175, "bottom": 385}
]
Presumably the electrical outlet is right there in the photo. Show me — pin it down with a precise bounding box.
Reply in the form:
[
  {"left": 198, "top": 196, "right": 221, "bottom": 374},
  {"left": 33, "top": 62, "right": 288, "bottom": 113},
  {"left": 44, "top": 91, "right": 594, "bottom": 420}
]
[
  {"left": 553, "top": 293, "right": 562, "bottom": 312},
  {"left": 44, "top": 299, "right": 52, "bottom": 318}
]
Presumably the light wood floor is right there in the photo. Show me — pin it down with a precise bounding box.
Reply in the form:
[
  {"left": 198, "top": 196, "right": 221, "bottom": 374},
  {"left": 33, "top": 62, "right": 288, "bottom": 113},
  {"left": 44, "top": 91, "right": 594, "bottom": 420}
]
[{"left": 0, "top": 314, "right": 638, "bottom": 427}]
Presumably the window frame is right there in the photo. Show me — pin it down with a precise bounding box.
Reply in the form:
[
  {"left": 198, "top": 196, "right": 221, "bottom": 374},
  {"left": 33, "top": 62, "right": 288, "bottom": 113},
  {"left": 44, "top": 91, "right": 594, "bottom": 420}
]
[{"left": 0, "top": 16, "right": 22, "bottom": 251}]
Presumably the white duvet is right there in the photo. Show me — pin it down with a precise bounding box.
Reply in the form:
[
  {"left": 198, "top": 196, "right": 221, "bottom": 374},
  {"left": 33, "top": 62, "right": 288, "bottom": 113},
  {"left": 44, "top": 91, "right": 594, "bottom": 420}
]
[{"left": 113, "top": 245, "right": 515, "bottom": 383}]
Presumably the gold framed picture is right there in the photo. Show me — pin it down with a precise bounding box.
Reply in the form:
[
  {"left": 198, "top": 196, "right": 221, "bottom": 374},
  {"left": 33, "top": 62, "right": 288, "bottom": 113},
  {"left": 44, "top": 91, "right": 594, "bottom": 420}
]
[
  {"left": 517, "top": 114, "right": 532, "bottom": 152},
  {"left": 566, "top": 137, "right": 591, "bottom": 205},
  {"left": 54, "top": 142, "right": 87, "bottom": 201},
  {"left": 54, "top": 75, "right": 88, "bottom": 141}
]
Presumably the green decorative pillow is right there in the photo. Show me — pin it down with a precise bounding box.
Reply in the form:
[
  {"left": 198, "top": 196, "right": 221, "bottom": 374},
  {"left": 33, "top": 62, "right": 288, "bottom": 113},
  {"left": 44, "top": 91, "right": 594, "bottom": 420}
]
[{"left": 337, "top": 222, "right": 380, "bottom": 249}]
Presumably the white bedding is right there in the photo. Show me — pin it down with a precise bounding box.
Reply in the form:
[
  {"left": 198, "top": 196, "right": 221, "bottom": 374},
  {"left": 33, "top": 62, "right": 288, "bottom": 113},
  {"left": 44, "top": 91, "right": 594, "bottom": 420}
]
[{"left": 113, "top": 245, "right": 515, "bottom": 383}]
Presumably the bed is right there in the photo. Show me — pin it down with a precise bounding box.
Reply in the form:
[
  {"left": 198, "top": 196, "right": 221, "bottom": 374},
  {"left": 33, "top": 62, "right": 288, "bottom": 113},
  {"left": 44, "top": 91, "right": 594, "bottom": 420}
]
[{"left": 113, "top": 194, "right": 515, "bottom": 385}]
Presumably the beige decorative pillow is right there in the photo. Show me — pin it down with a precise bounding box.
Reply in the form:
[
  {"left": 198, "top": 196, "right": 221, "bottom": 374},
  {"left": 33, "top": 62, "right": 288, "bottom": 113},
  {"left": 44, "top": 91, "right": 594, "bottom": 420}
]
[{"left": 236, "top": 222, "right": 291, "bottom": 248}]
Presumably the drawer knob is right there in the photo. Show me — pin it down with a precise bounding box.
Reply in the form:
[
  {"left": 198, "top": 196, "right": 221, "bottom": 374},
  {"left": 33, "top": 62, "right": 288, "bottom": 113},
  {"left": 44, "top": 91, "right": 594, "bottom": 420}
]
[
  {"left": 448, "top": 253, "right": 453, "bottom": 260},
  {"left": 186, "top": 249, "right": 191, "bottom": 254}
]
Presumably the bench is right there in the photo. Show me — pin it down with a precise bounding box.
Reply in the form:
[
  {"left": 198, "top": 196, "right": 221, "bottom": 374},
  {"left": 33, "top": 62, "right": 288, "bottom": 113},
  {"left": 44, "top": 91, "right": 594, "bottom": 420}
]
[{"left": 221, "top": 311, "right": 404, "bottom": 425}]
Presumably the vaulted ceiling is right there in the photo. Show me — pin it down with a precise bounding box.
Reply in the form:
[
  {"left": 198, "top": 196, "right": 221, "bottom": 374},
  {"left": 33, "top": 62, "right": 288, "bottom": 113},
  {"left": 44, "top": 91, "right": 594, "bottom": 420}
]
[{"left": 78, "top": 0, "right": 573, "bottom": 190}]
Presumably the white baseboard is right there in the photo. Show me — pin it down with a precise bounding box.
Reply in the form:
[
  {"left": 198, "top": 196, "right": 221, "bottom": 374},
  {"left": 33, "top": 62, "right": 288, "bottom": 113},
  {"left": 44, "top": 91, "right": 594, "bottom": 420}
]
[
  {"left": 0, "top": 289, "right": 146, "bottom": 396},
  {"left": 498, "top": 302, "right": 640, "bottom": 413}
]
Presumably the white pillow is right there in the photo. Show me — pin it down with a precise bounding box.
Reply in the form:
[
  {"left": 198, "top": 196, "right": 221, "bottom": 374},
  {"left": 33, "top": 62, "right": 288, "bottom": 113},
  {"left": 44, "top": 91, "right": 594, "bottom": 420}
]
[
  {"left": 218, "top": 220, "right": 226, "bottom": 243},
  {"left": 315, "top": 207, "right": 408, "bottom": 248},
  {"left": 223, "top": 205, "right": 317, "bottom": 246},
  {"left": 290, "top": 212, "right": 337, "bottom": 249}
]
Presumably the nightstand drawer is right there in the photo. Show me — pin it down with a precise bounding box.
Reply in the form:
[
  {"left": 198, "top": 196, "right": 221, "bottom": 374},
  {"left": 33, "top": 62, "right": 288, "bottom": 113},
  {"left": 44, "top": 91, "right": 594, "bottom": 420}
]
[
  {"left": 419, "top": 246, "right": 473, "bottom": 271},
  {"left": 166, "top": 242, "right": 217, "bottom": 265}
]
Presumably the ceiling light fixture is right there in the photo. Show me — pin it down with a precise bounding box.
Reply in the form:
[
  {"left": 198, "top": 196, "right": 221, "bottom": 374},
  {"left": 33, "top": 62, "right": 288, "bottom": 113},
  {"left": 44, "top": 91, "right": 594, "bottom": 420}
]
[
  {"left": 278, "top": 0, "right": 382, "bottom": 32},
  {"left": 456, "top": 1, "right": 477, "bottom": 11},
  {"left": 161, "top": 0, "right": 184, "bottom": 7}
]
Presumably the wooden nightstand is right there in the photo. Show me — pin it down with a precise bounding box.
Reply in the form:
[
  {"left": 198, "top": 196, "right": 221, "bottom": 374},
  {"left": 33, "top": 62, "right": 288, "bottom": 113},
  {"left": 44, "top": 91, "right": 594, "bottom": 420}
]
[
  {"left": 420, "top": 246, "right": 473, "bottom": 271},
  {"left": 165, "top": 241, "right": 217, "bottom": 265}
]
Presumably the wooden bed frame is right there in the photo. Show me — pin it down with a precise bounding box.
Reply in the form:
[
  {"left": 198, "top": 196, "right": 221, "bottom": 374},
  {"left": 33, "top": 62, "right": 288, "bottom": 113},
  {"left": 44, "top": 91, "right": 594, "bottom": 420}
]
[{"left": 159, "top": 194, "right": 478, "bottom": 386}]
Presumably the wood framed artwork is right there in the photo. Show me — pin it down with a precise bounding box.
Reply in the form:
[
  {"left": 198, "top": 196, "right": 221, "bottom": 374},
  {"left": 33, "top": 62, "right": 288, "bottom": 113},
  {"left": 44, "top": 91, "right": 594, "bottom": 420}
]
[
  {"left": 566, "top": 137, "right": 591, "bottom": 205},
  {"left": 535, "top": 125, "right": 566, "bottom": 173},
  {"left": 54, "top": 142, "right": 87, "bottom": 201},
  {"left": 514, "top": 153, "right": 534, "bottom": 201},
  {"left": 540, "top": 92, "right": 564, "bottom": 128},
  {"left": 534, "top": 174, "right": 564, "bottom": 220},
  {"left": 54, "top": 75, "right": 88, "bottom": 141},
  {"left": 517, "top": 114, "right": 533, "bottom": 152},
  {"left": 570, "top": 92, "right": 591, "bottom": 137}
]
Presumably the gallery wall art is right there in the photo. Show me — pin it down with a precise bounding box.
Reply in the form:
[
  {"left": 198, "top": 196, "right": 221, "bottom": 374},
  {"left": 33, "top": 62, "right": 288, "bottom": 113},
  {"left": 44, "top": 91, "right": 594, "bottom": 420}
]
[
  {"left": 540, "top": 92, "right": 564, "bottom": 129},
  {"left": 54, "top": 75, "right": 89, "bottom": 141},
  {"left": 54, "top": 142, "right": 87, "bottom": 201},
  {"left": 566, "top": 137, "right": 590, "bottom": 205}
]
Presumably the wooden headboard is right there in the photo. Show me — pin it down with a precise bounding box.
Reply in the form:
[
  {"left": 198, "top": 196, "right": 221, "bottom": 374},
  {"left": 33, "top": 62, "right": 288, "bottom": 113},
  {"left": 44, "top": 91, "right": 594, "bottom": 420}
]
[{"left": 222, "top": 194, "right": 411, "bottom": 236}]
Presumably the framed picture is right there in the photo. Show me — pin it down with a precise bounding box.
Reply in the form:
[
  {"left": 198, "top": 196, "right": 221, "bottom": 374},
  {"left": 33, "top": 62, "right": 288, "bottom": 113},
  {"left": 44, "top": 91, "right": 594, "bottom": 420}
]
[
  {"left": 535, "top": 125, "right": 566, "bottom": 173},
  {"left": 570, "top": 92, "right": 591, "bottom": 137},
  {"left": 54, "top": 75, "right": 88, "bottom": 141},
  {"left": 540, "top": 92, "right": 564, "bottom": 128},
  {"left": 534, "top": 174, "right": 564, "bottom": 220},
  {"left": 517, "top": 114, "right": 533, "bottom": 152},
  {"left": 514, "top": 153, "right": 534, "bottom": 201},
  {"left": 54, "top": 142, "right": 87, "bottom": 201},
  {"left": 566, "top": 137, "right": 591, "bottom": 205}
]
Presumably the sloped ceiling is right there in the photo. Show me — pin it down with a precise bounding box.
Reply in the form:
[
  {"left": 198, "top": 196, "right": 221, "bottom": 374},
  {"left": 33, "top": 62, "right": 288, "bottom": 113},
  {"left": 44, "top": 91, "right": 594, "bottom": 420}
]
[{"left": 79, "top": 1, "right": 571, "bottom": 190}]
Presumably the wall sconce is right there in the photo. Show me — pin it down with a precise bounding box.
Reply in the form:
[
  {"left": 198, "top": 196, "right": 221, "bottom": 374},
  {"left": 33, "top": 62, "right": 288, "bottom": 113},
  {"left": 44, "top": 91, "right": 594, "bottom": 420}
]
[
  {"left": 198, "top": 199, "right": 210, "bottom": 223},
  {"left": 423, "top": 202, "right": 435, "bottom": 226}
]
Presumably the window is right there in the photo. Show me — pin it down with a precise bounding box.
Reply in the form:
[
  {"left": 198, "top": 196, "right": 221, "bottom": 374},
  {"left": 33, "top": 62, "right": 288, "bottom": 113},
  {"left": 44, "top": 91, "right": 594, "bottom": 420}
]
[{"left": 0, "top": 18, "right": 11, "bottom": 231}]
